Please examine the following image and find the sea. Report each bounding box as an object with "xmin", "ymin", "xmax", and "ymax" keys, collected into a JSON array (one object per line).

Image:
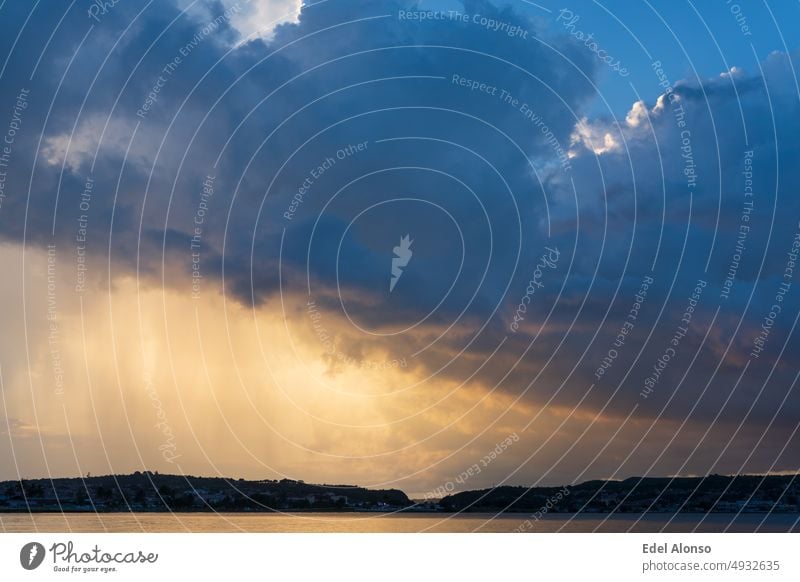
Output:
[{"xmin": 1, "ymin": 512, "xmax": 798, "ymax": 533}]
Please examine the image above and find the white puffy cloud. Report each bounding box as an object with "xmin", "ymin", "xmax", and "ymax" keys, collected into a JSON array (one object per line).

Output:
[
  {"xmin": 569, "ymin": 115, "xmax": 622, "ymax": 155},
  {"xmin": 41, "ymin": 115, "xmax": 149, "ymax": 172},
  {"xmin": 177, "ymin": 0, "xmax": 303, "ymax": 44},
  {"xmin": 228, "ymin": 0, "xmax": 303, "ymax": 42}
]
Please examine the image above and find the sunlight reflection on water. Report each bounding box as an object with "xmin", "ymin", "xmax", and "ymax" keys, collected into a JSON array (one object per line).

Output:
[{"xmin": 1, "ymin": 512, "xmax": 797, "ymax": 533}]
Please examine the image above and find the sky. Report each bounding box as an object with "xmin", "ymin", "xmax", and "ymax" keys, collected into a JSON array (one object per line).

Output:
[{"xmin": 0, "ymin": 0, "xmax": 799, "ymax": 497}]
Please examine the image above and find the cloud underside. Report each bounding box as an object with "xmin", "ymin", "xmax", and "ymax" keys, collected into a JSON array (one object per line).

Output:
[{"xmin": 0, "ymin": 0, "xmax": 799, "ymax": 486}]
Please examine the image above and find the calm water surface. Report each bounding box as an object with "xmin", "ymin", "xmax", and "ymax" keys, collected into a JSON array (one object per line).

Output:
[{"xmin": 2, "ymin": 512, "xmax": 798, "ymax": 533}]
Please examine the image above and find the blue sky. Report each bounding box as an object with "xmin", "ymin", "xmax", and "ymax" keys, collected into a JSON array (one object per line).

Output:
[{"xmin": 511, "ymin": 0, "xmax": 800, "ymax": 116}]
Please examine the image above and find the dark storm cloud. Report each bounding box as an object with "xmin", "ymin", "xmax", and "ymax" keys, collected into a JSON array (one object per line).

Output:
[
  {"xmin": 1, "ymin": 0, "xmax": 800, "ymax": 460},
  {"xmin": 0, "ymin": 0, "xmax": 597, "ymax": 302},
  {"xmin": 479, "ymin": 51, "xmax": 800, "ymax": 433}
]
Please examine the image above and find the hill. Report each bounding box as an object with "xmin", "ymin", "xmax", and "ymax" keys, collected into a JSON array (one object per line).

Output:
[
  {"xmin": 0, "ymin": 472, "xmax": 411, "ymax": 512},
  {"xmin": 439, "ymin": 474, "xmax": 800, "ymax": 513}
]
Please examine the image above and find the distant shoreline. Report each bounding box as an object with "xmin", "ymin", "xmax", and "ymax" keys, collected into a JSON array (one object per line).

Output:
[{"xmin": 3, "ymin": 472, "xmax": 799, "ymax": 515}]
